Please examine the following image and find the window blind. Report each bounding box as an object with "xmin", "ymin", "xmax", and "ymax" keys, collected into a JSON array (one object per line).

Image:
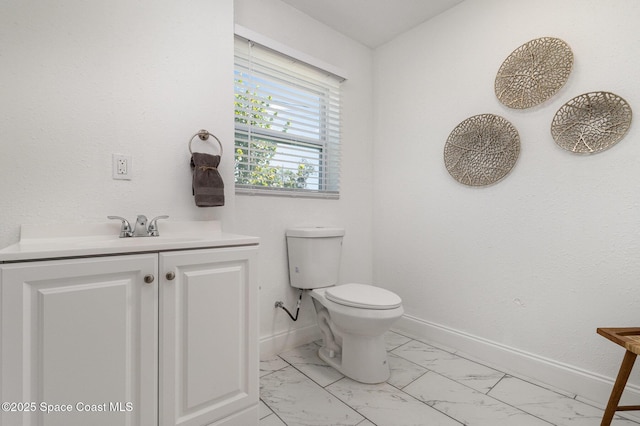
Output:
[{"xmin": 234, "ymin": 36, "xmax": 342, "ymax": 198}]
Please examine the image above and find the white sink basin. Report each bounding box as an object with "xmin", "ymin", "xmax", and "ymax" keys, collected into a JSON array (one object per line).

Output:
[
  {"xmin": 77, "ymin": 236, "xmax": 203, "ymax": 247},
  {"xmin": 0, "ymin": 221, "xmax": 259, "ymax": 262}
]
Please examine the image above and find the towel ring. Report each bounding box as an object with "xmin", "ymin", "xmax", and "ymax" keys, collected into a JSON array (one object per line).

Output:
[{"xmin": 189, "ymin": 129, "xmax": 223, "ymax": 156}]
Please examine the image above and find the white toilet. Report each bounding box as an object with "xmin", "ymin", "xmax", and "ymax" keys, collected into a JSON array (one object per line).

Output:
[{"xmin": 286, "ymin": 227, "xmax": 404, "ymax": 383}]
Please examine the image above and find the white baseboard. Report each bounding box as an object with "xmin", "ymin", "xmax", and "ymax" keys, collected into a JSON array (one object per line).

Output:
[
  {"xmin": 393, "ymin": 314, "xmax": 640, "ymax": 415},
  {"xmin": 259, "ymin": 324, "xmax": 321, "ymax": 360}
]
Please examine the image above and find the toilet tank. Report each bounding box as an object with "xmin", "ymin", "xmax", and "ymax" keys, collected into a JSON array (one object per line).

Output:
[{"xmin": 286, "ymin": 227, "xmax": 345, "ymax": 289}]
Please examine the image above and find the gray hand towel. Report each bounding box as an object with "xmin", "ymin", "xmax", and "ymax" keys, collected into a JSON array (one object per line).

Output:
[{"xmin": 190, "ymin": 152, "xmax": 224, "ymax": 207}]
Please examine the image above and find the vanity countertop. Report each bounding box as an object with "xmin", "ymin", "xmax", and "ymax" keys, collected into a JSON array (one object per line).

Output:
[{"xmin": 0, "ymin": 220, "xmax": 259, "ymax": 262}]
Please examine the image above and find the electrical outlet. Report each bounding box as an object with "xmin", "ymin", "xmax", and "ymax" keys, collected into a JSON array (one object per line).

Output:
[
  {"xmin": 112, "ymin": 154, "xmax": 132, "ymax": 180},
  {"xmin": 117, "ymin": 158, "xmax": 127, "ymax": 174}
]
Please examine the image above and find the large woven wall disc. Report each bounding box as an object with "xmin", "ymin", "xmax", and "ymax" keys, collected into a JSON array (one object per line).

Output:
[
  {"xmin": 495, "ymin": 37, "xmax": 573, "ymax": 109},
  {"xmin": 551, "ymin": 91, "xmax": 632, "ymax": 154},
  {"xmin": 444, "ymin": 114, "xmax": 520, "ymax": 186}
]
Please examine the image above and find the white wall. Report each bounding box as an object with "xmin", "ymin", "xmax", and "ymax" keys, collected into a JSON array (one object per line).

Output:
[
  {"xmin": 234, "ymin": 0, "xmax": 375, "ymax": 356},
  {"xmin": 0, "ymin": 0, "xmax": 374, "ymax": 359},
  {"xmin": 0, "ymin": 0, "xmax": 236, "ymax": 245},
  {"xmin": 373, "ymin": 0, "xmax": 640, "ymax": 403}
]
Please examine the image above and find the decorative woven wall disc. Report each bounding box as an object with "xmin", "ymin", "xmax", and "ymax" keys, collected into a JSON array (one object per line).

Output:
[
  {"xmin": 444, "ymin": 114, "xmax": 520, "ymax": 186},
  {"xmin": 551, "ymin": 91, "xmax": 632, "ymax": 154},
  {"xmin": 495, "ymin": 37, "xmax": 573, "ymax": 109}
]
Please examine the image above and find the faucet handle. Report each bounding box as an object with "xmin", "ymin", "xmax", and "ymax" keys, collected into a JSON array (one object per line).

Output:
[
  {"xmin": 108, "ymin": 216, "xmax": 132, "ymax": 238},
  {"xmin": 148, "ymin": 215, "xmax": 169, "ymax": 237}
]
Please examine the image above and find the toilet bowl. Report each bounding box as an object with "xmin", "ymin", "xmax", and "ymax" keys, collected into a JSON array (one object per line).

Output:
[
  {"xmin": 310, "ymin": 284, "xmax": 403, "ymax": 383},
  {"xmin": 285, "ymin": 226, "xmax": 403, "ymax": 383}
]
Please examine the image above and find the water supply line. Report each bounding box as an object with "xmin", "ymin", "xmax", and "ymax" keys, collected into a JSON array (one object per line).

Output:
[{"xmin": 275, "ymin": 289, "xmax": 304, "ymax": 321}]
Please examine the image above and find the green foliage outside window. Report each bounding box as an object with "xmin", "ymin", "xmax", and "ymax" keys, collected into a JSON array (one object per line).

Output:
[{"xmin": 234, "ymin": 81, "xmax": 316, "ymax": 189}]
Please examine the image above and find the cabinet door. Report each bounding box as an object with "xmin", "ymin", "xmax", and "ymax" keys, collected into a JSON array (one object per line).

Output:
[
  {"xmin": 159, "ymin": 246, "xmax": 258, "ymax": 426},
  {"xmin": 1, "ymin": 254, "xmax": 158, "ymax": 426}
]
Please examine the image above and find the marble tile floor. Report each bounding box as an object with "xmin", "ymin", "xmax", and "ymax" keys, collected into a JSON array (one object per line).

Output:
[{"xmin": 259, "ymin": 331, "xmax": 640, "ymax": 426}]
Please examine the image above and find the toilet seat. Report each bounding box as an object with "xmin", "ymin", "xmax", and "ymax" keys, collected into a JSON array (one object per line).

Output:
[{"xmin": 325, "ymin": 283, "xmax": 401, "ymax": 310}]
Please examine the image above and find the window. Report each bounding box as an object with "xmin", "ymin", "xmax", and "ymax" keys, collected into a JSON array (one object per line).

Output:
[{"xmin": 234, "ymin": 36, "xmax": 342, "ymax": 198}]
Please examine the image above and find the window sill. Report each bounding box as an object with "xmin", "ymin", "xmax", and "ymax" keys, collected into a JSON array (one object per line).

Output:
[{"xmin": 235, "ymin": 187, "xmax": 339, "ymax": 200}]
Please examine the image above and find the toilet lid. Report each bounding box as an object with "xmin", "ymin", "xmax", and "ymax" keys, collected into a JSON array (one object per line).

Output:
[{"xmin": 325, "ymin": 283, "xmax": 402, "ymax": 310}]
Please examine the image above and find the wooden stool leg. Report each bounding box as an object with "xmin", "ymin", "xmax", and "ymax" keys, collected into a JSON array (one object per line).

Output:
[{"xmin": 602, "ymin": 350, "xmax": 637, "ymax": 426}]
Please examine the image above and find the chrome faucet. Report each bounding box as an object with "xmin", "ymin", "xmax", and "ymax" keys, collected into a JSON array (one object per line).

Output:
[
  {"xmin": 108, "ymin": 215, "xmax": 169, "ymax": 237},
  {"xmin": 132, "ymin": 215, "xmax": 149, "ymax": 237}
]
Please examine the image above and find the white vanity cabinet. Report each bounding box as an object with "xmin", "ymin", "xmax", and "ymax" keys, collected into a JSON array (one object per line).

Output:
[
  {"xmin": 0, "ymin": 232, "xmax": 259, "ymax": 426},
  {"xmin": 1, "ymin": 253, "xmax": 159, "ymax": 426},
  {"xmin": 159, "ymin": 247, "xmax": 258, "ymax": 426}
]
